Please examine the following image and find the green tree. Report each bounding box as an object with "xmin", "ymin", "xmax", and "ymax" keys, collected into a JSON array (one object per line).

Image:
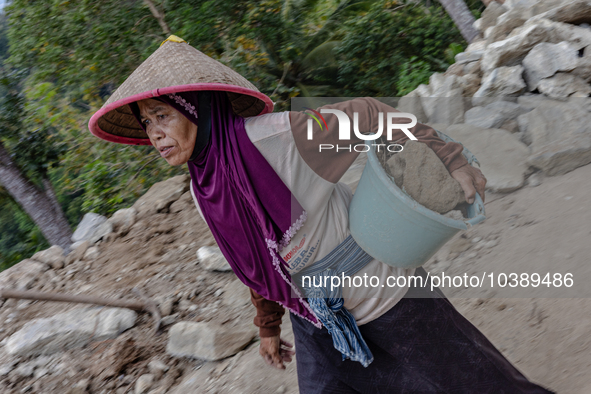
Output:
[{"xmin": 0, "ymin": 70, "xmax": 73, "ymax": 250}]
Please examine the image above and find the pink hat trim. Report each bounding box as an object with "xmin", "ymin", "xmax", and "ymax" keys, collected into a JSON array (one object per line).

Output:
[{"xmin": 88, "ymin": 83, "xmax": 274, "ymax": 145}]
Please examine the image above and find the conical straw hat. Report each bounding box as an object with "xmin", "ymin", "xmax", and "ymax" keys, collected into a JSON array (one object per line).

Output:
[{"xmin": 88, "ymin": 36, "xmax": 274, "ymax": 145}]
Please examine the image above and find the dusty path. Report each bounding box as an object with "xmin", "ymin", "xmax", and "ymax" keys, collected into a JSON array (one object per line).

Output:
[
  {"xmin": 424, "ymin": 162, "xmax": 591, "ymax": 393},
  {"xmin": 0, "ymin": 162, "xmax": 589, "ymax": 393}
]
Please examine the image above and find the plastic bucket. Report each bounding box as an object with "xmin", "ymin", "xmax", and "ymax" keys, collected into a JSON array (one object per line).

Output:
[{"xmin": 348, "ymin": 130, "xmax": 486, "ymax": 269}]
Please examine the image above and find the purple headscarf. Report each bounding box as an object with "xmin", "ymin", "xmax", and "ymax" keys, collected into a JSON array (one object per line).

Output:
[{"xmin": 131, "ymin": 91, "xmax": 320, "ymax": 327}]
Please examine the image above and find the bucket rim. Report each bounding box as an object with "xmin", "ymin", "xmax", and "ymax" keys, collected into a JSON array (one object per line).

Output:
[{"xmin": 366, "ymin": 144, "xmax": 472, "ymax": 230}]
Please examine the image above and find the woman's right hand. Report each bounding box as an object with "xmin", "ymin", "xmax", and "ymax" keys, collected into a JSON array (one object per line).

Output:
[{"xmin": 259, "ymin": 336, "xmax": 295, "ymax": 369}]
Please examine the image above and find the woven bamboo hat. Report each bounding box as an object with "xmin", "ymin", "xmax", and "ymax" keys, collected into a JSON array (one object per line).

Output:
[{"xmin": 88, "ymin": 35, "xmax": 274, "ymax": 145}]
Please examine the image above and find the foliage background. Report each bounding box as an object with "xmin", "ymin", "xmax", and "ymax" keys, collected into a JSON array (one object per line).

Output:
[{"xmin": 0, "ymin": 0, "xmax": 483, "ymax": 269}]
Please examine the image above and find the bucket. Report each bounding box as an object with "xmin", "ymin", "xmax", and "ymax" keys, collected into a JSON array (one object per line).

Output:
[{"xmin": 348, "ymin": 130, "xmax": 486, "ymax": 269}]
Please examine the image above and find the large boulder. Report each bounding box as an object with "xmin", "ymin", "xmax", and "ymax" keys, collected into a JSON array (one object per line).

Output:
[
  {"xmin": 473, "ymin": 65, "xmax": 526, "ymax": 105},
  {"xmin": 132, "ymin": 174, "xmax": 190, "ymax": 217},
  {"xmin": 528, "ymin": 0, "xmax": 591, "ymax": 25},
  {"xmin": 517, "ymin": 94, "xmax": 553, "ymax": 111},
  {"xmin": 503, "ymin": 0, "xmax": 564, "ymax": 18},
  {"xmin": 31, "ymin": 245, "xmax": 66, "ymax": 270},
  {"xmin": 429, "ymin": 123, "xmax": 531, "ymax": 192},
  {"xmin": 522, "ymin": 98, "xmax": 591, "ymax": 175},
  {"xmin": 479, "ymin": 1, "xmax": 508, "ymax": 33},
  {"xmin": 107, "ymin": 207, "xmax": 137, "ymax": 234},
  {"xmin": 5, "ymin": 306, "xmax": 137, "ymax": 356},
  {"xmin": 0, "ymin": 259, "xmax": 49, "ymax": 290},
  {"xmin": 465, "ymin": 100, "xmax": 530, "ymax": 129},
  {"xmin": 88, "ymin": 220, "xmax": 114, "ymax": 244},
  {"xmin": 455, "ymin": 50, "xmax": 484, "ymax": 64},
  {"xmin": 166, "ymin": 321, "xmax": 256, "ymax": 361},
  {"xmin": 414, "ymin": 74, "xmax": 467, "ymax": 125},
  {"xmin": 522, "ymin": 41, "xmax": 579, "ymax": 90},
  {"xmin": 481, "ymin": 19, "xmax": 591, "ymax": 75},
  {"xmin": 170, "ymin": 316, "xmax": 298, "ymax": 394},
  {"xmin": 396, "ymin": 91, "xmax": 428, "ymax": 124},
  {"xmin": 71, "ymin": 213, "xmax": 107, "ymax": 243},
  {"xmin": 485, "ymin": 8, "xmax": 527, "ymax": 44},
  {"xmin": 65, "ymin": 241, "xmax": 89, "ymax": 266},
  {"xmin": 536, "ymin": 72, "xmax": 591, "ymax": 99}
]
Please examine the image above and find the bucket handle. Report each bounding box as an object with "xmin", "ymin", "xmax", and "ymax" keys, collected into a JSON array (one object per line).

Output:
[{"xmin": 464, "ymin": 192, "xmax": 486, "ymax": 227}]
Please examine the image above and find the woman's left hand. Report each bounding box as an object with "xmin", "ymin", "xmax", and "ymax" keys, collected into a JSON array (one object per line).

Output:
[
  {"xmin": 259, "ymin": 336, "xmax": 295, "ymax": 370},
  {"xmin": 450, "ymin": 164, "xmax": 487, "ymax": 204}
]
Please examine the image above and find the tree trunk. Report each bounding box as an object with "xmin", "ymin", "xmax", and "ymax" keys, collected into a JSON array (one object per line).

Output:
[
  {"xmin": 0, "ymin": 142, "xmax": 72, "ymax": 251},
  {"xmin": 438, "ymin": 0, "xmax": 480, "ymax": 44}
]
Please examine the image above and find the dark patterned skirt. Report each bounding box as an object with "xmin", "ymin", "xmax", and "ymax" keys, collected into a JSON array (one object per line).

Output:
[{"xmin": 290, "ymin": 267, "xmax": 554, "ymax": 394}]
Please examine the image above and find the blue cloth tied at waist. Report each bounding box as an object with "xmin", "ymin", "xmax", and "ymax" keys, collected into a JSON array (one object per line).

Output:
[{"xmin": 295, "ymin": 235, "xmax": 375, "ymax": 367}]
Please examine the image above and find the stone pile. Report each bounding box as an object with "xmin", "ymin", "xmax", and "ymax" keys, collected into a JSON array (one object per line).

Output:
[
  {"xmin": 0, "ymin": 175, "xmax": 284, "ymax": 393},
  {"xmin": 399, "ymin": 0, "xmax": 591, "ymax": 191}
]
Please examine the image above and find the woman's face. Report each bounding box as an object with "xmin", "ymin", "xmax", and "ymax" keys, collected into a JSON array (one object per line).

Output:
[{"xmin": 137, "ymin": 98, "xmax": 198, "ymax": 166}]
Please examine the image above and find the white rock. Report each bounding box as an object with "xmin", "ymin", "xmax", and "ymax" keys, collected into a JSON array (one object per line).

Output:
[
  {"xmin": 479, "ymin": 1, "xmax": 508, "ymax": 33},
  {"xmin": 13, "ymin": 363, "xmax": 35, "ymax": 377},
  {"xmin": 455, "ymin": 50, "xmax": 484, "ymax": 64},
  {"xmin": 537, "ymin": 73, "xmax": 591, "ymax": 99},
  {"xmin": 148, "ymin": 359, "xmax": 169, "ymax": 380},
  {"xmin": 523, "ymin": 98, "xmax": 591, "ymax": 175},
  {"xmin": 108, "ymin": 208, "xmax": 137, "ymax": 234},
  {"xmin": 69, "ymin": 379, "xmax": 90, "ymax": 394},
  {"xmin": 5, "ymin": 306, "xmax": 137, "ymax": 356},
  {"xmin": 396, "ymin": 91, "xmax": 428, "ymax": 123},
  {"xmin": 69, "ymin": 240, "xmax": 87, "ymax": 251},
  {"xmin": 89, "ymin": 220, "xmax": 114, "ymax": 244},
  {"xmin": 480, "ymin": 18, "xmax": 591, "ymax": 76},
  {"xmin": 32, "ymin": 245, "xmax": 65, "ymax": 270},
  {"xmin": 65, "ymin": 241, "xmax": 89, "ymax": 266},
  {"xmin": 71, "ymin": 213, "xmax": 107, "ymax": 243},
  {"xmin": 166, "ymin": 321, "xmax": 256, "ymax": 361},
  {"xmin": 132, "ymin": 175, "xmax": 190, "ymax": 217},
  {"xmin": 473, "ymin": 18, "xmax": 482, "ymax": 32},
  {"xmin": 485, "ymin": 8, "xmax": 527, "ymax": 45},
  {"xmin": 473, "ymin": 65, "xmax": 526, "ymax": 105},
  {"xmin": 529, "ymin": 0, "xmax": 591, "ymax": 25},
  {"xmin": 157, "ymin": 297, "xmax": 175, "ymax": 317},
  {"xmin": 522, "ymin": 41, "xmax": 579, "ymax": 90},
  {"xmin": 527, "ymin": 172, "xmax": 543, "ymax": 187},
  {"xmin": 517, "ymin": 94, "xmax": 553, "ymax": 111},
  {"xmin": 504, "ymin": 0, "xmax": 562, "ymax": 14},
  {"xmin": 438, "ymin": 124, "xmax": 531, "ymax": 192},
  {"xmin": 0, "ymin": 361, "xmax": 16, "ymax": 377},
  {"xmin": 463, "ymin": 61, "xmax": 482, "ymax": 76},
  {"xmin": 421, "ymin": 91, "xmax": 466, "ymax": 125},
  {"xmin": 572, "ymin": 45, "xmax": 591, "ymax": 82},
  {"xmin": 464, "ymin": 100, "xmax": 529, "ymax": 129},
  {"xmin": 83, "ymin": 246, "xmax": 100, "ymax": 261},
  {"xmin": 458, "ymin": 73, "xmax": 482, "ymax": 97},
  {"xmin": 415, "ymin": 83, "xmax": 432, "ymax": 98},
  {"xmin": 136, "ymin": 374, "xmax": 155, "ymax": 394},
  {"xmin": 197, "ymin": 246, "xmax": 232, "ymax": 272},
  {"xmin": 0, "ymin": 259, "xmax": 49, "ymax": 290},
  {"xmin": 466, "ymin": 40, "xmax": 487, "ymax": 53},
  {"xmin": 524, "ymin": 18, "xmax": 591, "ymax": 52},
  {"xmin": 481, "ymin": 23, "xmax": 549, "ymax": 74}
]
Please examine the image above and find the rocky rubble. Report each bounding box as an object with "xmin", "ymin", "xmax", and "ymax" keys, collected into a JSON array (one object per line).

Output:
[
  {"xmin": 0, "ymin": 174, "xmax": 287, "ymax": 393},
  {"xmin": 405, "ymin": 0, "xmax": 591, "ymax": 190},
  {"xmin": 2, "ymin": 1, "xmax": 591, "ymax": 393}
]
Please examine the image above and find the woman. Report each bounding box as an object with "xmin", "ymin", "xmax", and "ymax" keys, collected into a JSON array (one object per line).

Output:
[{"xmin": 89, "ymin": 36, "xmax": 553, "ymax": 393}]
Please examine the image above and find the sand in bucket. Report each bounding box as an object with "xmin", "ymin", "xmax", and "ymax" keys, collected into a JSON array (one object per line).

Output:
[{"xmin": 378, "ymin": 140, "xmax": 466, "ymax": 219}]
